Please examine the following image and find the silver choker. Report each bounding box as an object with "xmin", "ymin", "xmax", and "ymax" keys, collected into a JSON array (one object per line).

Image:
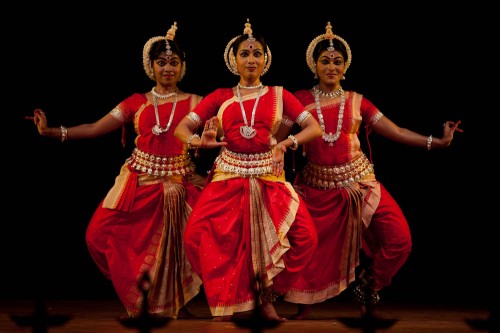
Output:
[
  {"xmin": 313, "ymin": 85, "xmax": 342, "ymax": 99},
  {"xmin": 314, "ymin": 87, "xmax": 345, "ymax": 146},
  {"xmin": 151, "ymin": 87, "xmax": 177, "ymax": 99},
  {"xmin": 237, "ymin": 83, "xmax": 263, "ymax": 90}
]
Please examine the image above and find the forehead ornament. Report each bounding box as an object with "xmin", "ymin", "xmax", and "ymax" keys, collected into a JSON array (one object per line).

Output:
[
  {"xmin": 244, "ymin": 19, "xmax": 255, "ymax": 49},
  {"xmin": 164, "ymin": 22, "xmax": 178, "ymax": 60},
  {"xmin": 325, "ymin": 22, "xmax": 335, "ymax": 59}
]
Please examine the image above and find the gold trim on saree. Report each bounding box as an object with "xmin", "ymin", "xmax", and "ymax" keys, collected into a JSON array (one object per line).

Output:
[{"xmin": 303, "ymin": 154, "xmax": 375, "ymax": 189}]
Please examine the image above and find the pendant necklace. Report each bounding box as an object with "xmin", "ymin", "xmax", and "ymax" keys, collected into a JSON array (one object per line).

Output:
[
  {"xmin": 151, "ymin": 87, "xmax": 178, "ymax": 135},
  {"xmin": 237, "ymin": 84, "xmax": 263, "ymax": 139},
  {"xmin": 314, "ymin": 87, "xmax": 345, "ymax": 146}
]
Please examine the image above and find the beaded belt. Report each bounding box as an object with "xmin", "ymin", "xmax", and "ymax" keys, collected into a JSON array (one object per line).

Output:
[
  {"xmin": 127, "ymin": 148, "xmax": 195, "ymax": 177},
  {"xmin": 214, "ymin": 149, "xmax": 274, "ymax": 177},
  {"xmin": 302, "ymin": 154, "xmax": 375, "ymax": 189}
]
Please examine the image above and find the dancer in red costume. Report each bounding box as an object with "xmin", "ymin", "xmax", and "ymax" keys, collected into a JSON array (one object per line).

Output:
[
  {"xmin": 175, "ymin": 19, "xmax": 322, "ymax": 322},
  {"xmin": 26, "ymin": 22, "xmax": 204, "ymax": 319},
  {"xmin": 284, "ymin": 21, "xmax": 463, "ymax": 319}
]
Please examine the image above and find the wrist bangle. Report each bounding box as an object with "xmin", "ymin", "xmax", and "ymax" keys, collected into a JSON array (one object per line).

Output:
[
  {"xmin": 426, "ymin": 135, "xmax": 432, "ymax": 151},
  {"xmin": 288, "ymin": 135, "xmax": 299, "ymax": 151},
  {"xmin": 187, "ymin": 134, "xmax": 200, "ymax": 150},
  {"xmin": 60, "ymin": 125, "xmax": 68, "ymax": 142}
]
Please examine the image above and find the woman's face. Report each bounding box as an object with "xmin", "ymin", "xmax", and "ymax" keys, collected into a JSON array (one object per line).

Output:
[
  {"xmin": 153, "ymin": 51, "xmax": 182, "ymax": 85},
  {"xmin": 235, "ymin": 40, "xmax": 265, "ymax": 80},
  {"xmin": 316, "ymin": 50, "xmax": 345, "ymax": 85}
]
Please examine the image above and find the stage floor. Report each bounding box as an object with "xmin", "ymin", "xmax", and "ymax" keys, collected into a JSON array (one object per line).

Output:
[{"xmin": 1, "ymin": 295, "xmax": 492, "ymax": 333}]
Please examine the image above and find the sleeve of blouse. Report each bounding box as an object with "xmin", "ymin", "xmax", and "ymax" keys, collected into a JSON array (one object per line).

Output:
[
  {"xmin": 110, "ymin": 93, "xmax": 147, "ymax": 123},
  {"xmin": 280, "ymin": 89, "xmax": 309, "ymax": 127},
  {"xmin": 189, "ymin": 89, "xmax": 227, "ymax": 123},
  {"xmin": 360, "ymin": 95, "xmax": 383, "ymax": 126},
  {"xmin": 282, "ymin": 88, "xmax": 309, "ymax": 123}
]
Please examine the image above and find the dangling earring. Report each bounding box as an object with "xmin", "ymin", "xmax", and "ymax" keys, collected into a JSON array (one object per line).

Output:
[
  {"xmin": 261, "ymin": 53, "xmax": 268, "ymax": 77},
  {"xmin": 229, "ymin": 52, "xmax": 238, "ymax": 74}
]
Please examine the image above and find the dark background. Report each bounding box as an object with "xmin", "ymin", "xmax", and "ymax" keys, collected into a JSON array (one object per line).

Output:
[{"xmin": 5, "ymin": 3, "xmax": 485, "ymax": 306}]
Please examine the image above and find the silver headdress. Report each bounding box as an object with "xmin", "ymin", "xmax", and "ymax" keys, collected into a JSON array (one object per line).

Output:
[
  {"xmin": 306, "ymin": 21, "xmax": 352, "ymax": 79},
  {"xmin": 224, "ymin": 18, "xmax": 272, "ymax": 76},
  {"xmin": 142, "ymin": 21, "xmax": 186, "ymax": 81}
]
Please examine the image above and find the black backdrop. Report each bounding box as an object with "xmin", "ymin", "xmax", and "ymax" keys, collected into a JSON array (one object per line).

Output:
[{"xmin": 5, "ymin": 3, "xmax": 484, "ymax": 306}]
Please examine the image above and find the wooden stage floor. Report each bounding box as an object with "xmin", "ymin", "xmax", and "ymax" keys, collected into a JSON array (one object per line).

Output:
[{"xmin": 0, "ymin": 295, "xmax": 493, "ymax": 333}]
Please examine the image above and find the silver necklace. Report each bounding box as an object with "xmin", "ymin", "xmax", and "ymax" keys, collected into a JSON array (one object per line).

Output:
[
  {"xmin": 313, "ymin": 85, "xmax": 342, "ymax": 98},
  {"xmin": 237, "ymin": 83, "xmax": 263, "ymax": 90},
  {"xmin": 314, "ymin": 87, "xmax": 345, "ymax": 146},
  {"xmin": 152, "ymin": 93, "xmax": 178, "ymax": 135},
  {"xmin": 151, "ymin": 87, "xmax": 177, "ymax": 99},
  {"xmin": 237, "ymin": 84, "xmax": 263, "ymax": 139}
]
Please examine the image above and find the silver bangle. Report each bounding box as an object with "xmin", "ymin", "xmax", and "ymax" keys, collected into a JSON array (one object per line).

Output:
[
  {"xmin": 187, "ymin": 112, "xmax": 202, "ymax": 126},
  {"xmin": 288, "ymin": 135, "xmax": 299, "ymax": 151},
  {"xmin": 426, "ymin": 135, "xmax": 432, "ymax": 151},
  {"xmin": 60, "ymin": 125, "xmax": 68, "ymax": 142},
  {"xmin": 296, "ymin": 111, "xmax": 311, "ymax": 126},
  {"xmin": 187, "ymin": 134, "xmax": 200, "ymax": 150}
]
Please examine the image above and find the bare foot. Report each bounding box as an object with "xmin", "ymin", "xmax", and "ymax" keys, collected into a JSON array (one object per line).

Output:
[
  {"xmin": 177, "ymin": 306, "xmax": 195, "ymax": 319},
  {"xmin": 260, "ymin": 303, "xmax": 287, "ymax": 322},
  {"xmin": 289, "ymin": 304, "xmax": 310, "ymax": 320},
  {"xmin": 212, "ymin": 315, "xmax": 232, "ymax": 321}
]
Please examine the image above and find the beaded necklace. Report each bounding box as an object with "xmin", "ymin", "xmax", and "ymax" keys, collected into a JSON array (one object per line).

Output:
[
  {"xmin": 314, "ymin": 87, "xmax": 345, "ymax": 146},
  {"xmin": 238, "ymin": 83, "xmax": 263, "ymax": 90},
  {"xmin": 151, "ymin": 87, "xmax": 177, "ymax": 99}
]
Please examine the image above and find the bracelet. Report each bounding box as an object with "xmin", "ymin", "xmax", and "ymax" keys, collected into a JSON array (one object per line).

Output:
[
  {"xmin": 187, "ymin": 134, "xmax": 200, "ymax": 150},
  {"xmin": 60, "ymin": 125, "xmax": 68, "ymax": 142},
  {"xmin": 426, "ymin": 135, "xmax": 432, "ymax": 151},
  {"xmin": 288, "ymin": 135, "xmax": 299, "ymax": 151}
]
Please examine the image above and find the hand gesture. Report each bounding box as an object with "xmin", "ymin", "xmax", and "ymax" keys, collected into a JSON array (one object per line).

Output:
[
  {"xmin": 441, "ymin": 120, "xmax": 463, "ymax": 147},
  {"xmin": 25, "ymin": 109, "xmax": 49, "ymax": 136},
  {"xmin": 200, "ymin": 116, "xmax": 227, "ymax": 149}
]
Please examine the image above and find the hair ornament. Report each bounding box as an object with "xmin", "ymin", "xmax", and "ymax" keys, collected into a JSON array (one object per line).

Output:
[
  {"xmin": 224, "ymin": 18, "xmax": 272, "ymax": 76},
  {"xmin": 306, "ymin": 21, "xmax": 352, "ymax": 78},
  {"xmin": 164, "ymin": 21, "xmax": 178, "ymax": 60},
  {"xmin": 244, "ymin": 19, "xmax": 256, "ymax": 47},
  {"xmin": 325, "ymin": 22, "xmax": 335, "ymax": 56},
  {"xmin": 143, "ymin": 21, "xmax": 186, "ymax": 82}
]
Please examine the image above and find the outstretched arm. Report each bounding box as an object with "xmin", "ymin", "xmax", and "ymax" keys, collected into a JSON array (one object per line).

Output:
[
  {"xmin": 372, "ymin": 115, "xmax": 463, "ymax": 150},
  {"xmin": 25, "ymin": 108, "xmax": 123, "ymax": 141}
]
